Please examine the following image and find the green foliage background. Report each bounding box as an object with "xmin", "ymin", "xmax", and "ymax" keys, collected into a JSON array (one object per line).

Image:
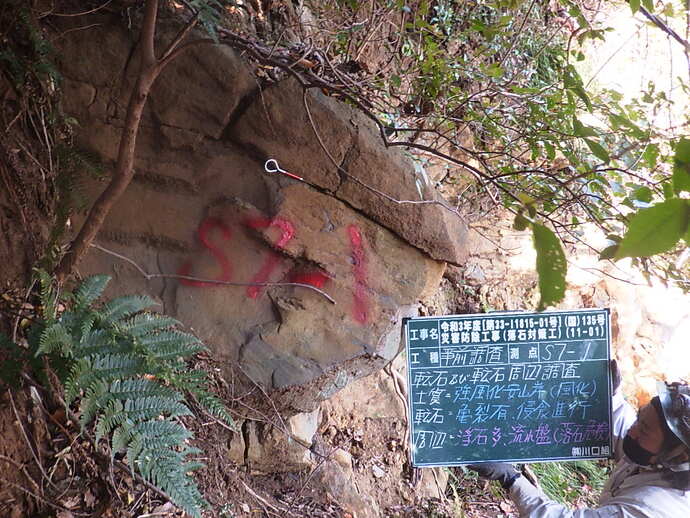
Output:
[{"xmin": 292, "ymin": 0, "xmax": 689, "ymax": 306}]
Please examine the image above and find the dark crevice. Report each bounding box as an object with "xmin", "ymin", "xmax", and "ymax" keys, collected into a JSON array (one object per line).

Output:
[
  {"xmin": 336, "ymin": 143, "xmax": 359, "ymax": 190},
  {"xmin": 132, "ymin": 170, "xmax": 199, "ymax": 196},
  {"xmin": 100, "ymin": 230, "xmax": 190, "ymax": 253},
  {"xmin": 241, "ymin": 419, "xmax": 251, "ymax": 466},
  {"xmin": 218, "ymin": 83, "xmax": 266, "ymax": 141}
]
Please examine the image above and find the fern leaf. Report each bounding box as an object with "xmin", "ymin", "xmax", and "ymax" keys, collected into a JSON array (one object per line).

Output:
[
  {"xmin": 74, "ymin": 275, "xmax": 110, "ymax": 309},
  {"xmin": 109, "ymin": 378, "xmax": 180, "ymax": 400},
  {"xmin": 100, "ymin": 295, "xmax": 157, "ymax": 322},
  {"xmin": 79, "ymin": 378, "xmax": 110, "ymax": 427},
  {"xmin": 31, "ymin": 275, "xmax": 215, "ymax": 518},
  {"xmin": 71, "ymin": 354, "xmax": 147, "ymax": 399},
  {"xmin": 78, "ymin": 313, "xmax": 97, "ymax": 343},
  {"xmin": 151, "ymin": 342, "xmax": 204, "ymax": 361},
  {"xmin": 133, "ymin": 420, "xmax": 192, "ymax": 442},
  {"xmin": 74, "ymin": 329, "xmax": 133, "ymax": 358},
  {"xmin": 139, "ymin": 331, "xmax": 203, "ymax": 359},
  {"xmin": 91, "ymin": 353, "xmax": 147, "ymax": 378},
  {"xmin": 127, "ymin": 433, "xmax": 145, "ymax": 464},
  {"xmin": 81, "ymin": 378, "xmax": 181, "ymax": 426},
  {"xmin": 167, "ymin": 370, "xmax": 235, "ymax": 428},
  {"xmin": 122, "ymin": 313, "xmax": 181, "ymax": 337},
  {"xmin": 122, "ymin": 396, "xmax": 192, "ymax": 421},
  {"xmin": 169, "ymin": 369, "xmax": 206, "ymax": 390},
  {"xmin": 126, "ymin": 420, "xmax": 192, "ymax": 467},
  {"xmin": 73, "ymin": 329, "xmax": 125, "ymax": 359},
  {"xmin": 193, "ymin": 389, "xmax": 236, "ymax": 429},
  {"xmin": 36, "ymin": 322, "xmax": 72, "ymax": 356},
  {"xmin": 65, "ymin": 358, "xmax": 90, "ymax": 405},
  {"xmin": 36, "ymin": 268, "xmax": 58, "ymax": 321},
  {"xmin": 95, "ymin": 400, "xmax": 125, "ymax": 443},
  {"xmin": 137, "ymin": 448, "xmax": 206, "ymax": 518},
  {"xmin": 111, "ymin": 419, "xmax": 135, "ymax": 455}
]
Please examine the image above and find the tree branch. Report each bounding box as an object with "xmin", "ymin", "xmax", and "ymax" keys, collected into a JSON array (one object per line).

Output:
[
  {"xmin": 54, "ymin": 0, "xmax": 207, "ymax": 282},
  {"xmin": 638, "ymin": 6, "xmax": 690, "ymax": 52}
]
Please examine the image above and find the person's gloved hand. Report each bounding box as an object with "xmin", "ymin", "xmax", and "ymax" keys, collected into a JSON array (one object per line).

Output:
[
  {"xmin": 467, "ymin": 463, "xmax": 521, "ymax": 489},
  {"xmin": 610, "ymin": 359, "xmax": 621, "ymax": 394}
]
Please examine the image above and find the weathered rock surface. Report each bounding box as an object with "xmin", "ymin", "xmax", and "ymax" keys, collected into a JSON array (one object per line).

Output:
[
  {"xmin": 53, "ymin": 13, "xmax": 463, "ymax": 492},
  {"xmin": 230, "ymin": 76, "xmax": 469, "ymax": 265}
]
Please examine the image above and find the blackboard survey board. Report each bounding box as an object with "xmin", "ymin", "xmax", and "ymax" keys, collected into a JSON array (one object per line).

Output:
[{"xmin": 404, "ymin": 309, "xmax": 612, "ymax": 467}]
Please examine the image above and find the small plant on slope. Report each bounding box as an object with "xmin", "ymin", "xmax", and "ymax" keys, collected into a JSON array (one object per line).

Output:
[{"xmin": 32, "ymin": 270, "xmax": 235, "ymax": 517}]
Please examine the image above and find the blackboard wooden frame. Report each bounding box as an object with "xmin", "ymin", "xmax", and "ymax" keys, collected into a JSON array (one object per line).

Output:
[{"xmin": 404, "ymin": 309, "xmax": 612, "ymax": 467}]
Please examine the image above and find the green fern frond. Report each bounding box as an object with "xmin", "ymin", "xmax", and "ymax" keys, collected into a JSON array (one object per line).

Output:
[
  {"xmin": 151, "ymin": 342, "xmax": 204, "ymax": 361},
  {"xmin": 126, "ymin": 434, "xmax": 146, "ymax": 469},
  {"xmin": 100, "ymin": 295, "xmax": 157, "ymax": 322},
  {"xmin": 70, "ymin": 354, "xmax": 147, "ymax": 400},
  {"xmin": 74, "ymin": 275, "xmax": 110, "ymax": 309},
  {"xmin": 29, "ymin": 273, "xmax": 224, "ymax": 516},
  {"xmin": 73, "ymin": 329, "xmax": 125, "ymax": 358},
  {"xmin": 139, "ymin": 331, "xmax": 203, "ymax": 359},
  {"xmin": 81, "ymin": 378, "xmax": 182, "ymax": 426},
  {"xmin": 78, "ymin": 313, "xmax": 97, "ymax": 343},
  {"xmin": 95, "ymin": 400, "xmax": 126, "ymax": 443},
  {"xmin": 91, "ymin": 353, "xmax": 147, "ymax": 376},
  {"xmin": 122, "ymin": 396, "xmax": 192, "ymax": 421},
  {"xmin": 133, "ymin": 420, "xmax": 192, "ymax": 442},
  {"xmin": 64, "ymin": 358, "xmax": 89, "ymax": 405},
  {"xmin": 194, "ymin": 389, "xmax": 236, "ymax": 429},
  {"xmin": 36, "ymin": 322, "xmax": 72, "ymax": 356},
  {"xmin": 79, "ymin": 378, "xmax": 110, "ymax": 427},
  {"xmin": 109, "ymin": 378, "xmax": 180, "ymax": 401},
  {"xmin": 137, "ymin": 448, "xmax": 206, "ymax": 518},
  {"xmin": 112, "ymin": 419, "xmax": 135, "ymax": 454},
  {"xmin": 125, "ymin": 420, "xmax": 193, "ymax": 465},
  {"xmin": 169, "ymin": 369, "xmax": 207, "ymax": 388},
  {"xmin": 36, "ymin": 268, "xmax": 58, "ymax": 321},
  {"xmin": 122, "ymin": 313, "xmax": 181, "ymax": 337}
]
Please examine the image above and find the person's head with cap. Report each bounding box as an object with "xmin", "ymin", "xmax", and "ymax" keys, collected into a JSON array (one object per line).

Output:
[{"xmin": 624, "ymin": 381, "xmax": 690, "ymax": 489}]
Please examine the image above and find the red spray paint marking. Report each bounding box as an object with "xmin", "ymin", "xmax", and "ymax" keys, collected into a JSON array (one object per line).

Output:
[
  {"xmin": 178, "ymin": 217, "xmax": 233, "ymax": 287},
  {"xmin": 288, "ymin": 271, "xmax": 330, "ymax": 289},
  {"xmin": 244, "ymin": 217, "xmax": 296, "ymax": 298},
  {"xmin": 347, "ymin": 224, "xmax": 369, "ymax": 324}
]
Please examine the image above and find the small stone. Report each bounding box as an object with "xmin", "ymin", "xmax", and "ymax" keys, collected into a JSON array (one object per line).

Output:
[
  {"xmin": 372, "ymin": 464, "xmax": 385, "ymax": 478},
  {"xmin": 333, "ymin": 448, "xmax": 352, "ymax": 469}
]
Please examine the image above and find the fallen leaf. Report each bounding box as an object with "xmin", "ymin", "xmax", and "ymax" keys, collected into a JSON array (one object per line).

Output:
[
  {"xmin": 84, "ymin": 488, "xmax": 97, "ymax": 508},
  {"xmin": 150, "ymin": 502, "xmax": 175, "ymax": 514},
  {"xmin": 62, "ymin": 495, "xmax": 80, "ymax": 509}
]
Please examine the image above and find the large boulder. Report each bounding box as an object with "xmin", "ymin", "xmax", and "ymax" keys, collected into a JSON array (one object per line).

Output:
[{"xmin": 54, "ymin": 14, "xmax": 463, "ymax": 417}]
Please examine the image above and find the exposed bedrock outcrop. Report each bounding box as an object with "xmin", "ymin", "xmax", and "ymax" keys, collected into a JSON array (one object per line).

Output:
[{"xmin": 55, "ymin": 14, "xmax": 466, "ymax": 423}]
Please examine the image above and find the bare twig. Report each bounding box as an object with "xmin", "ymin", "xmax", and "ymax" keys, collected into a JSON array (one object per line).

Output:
[
  {"xmin": 281, "ymin": 446, "xmax": 335, "ymax": 517},
  {"xmin": 0, "ymin": 477, "xmax": 90, "ymax": 516},
  {"xmin": 301, "ymin": 90, "xmax": 479, "ymax": 216},
  {"xmin": 8, "ymin": 390, "xmax": 61, "ymax": 493},
  {"xmin": 0, "ymin": 454, "xmax": 40, "ymax": 492},
  {"xmin": 41, "ymin": 0, "xmax": 114, "ymax": 18},
  {"xmin": 89, "ymin": 243, "xmax": 337, "ymax": 304},
  {"xmin": 240, "ymin": 479, "xmax": 293, "ymax": 516},
  {"xmin": 638, "ymin": 6, "xmax": 690, "ymax": 52},
  {"xmin": 54, "ymin": 0, "xmax": 202, "ymax": 282}
]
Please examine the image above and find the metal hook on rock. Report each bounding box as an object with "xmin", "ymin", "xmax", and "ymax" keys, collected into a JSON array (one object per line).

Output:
[{"xmin": 264, "ymin": 159, "xmax": 304, "ymax": 181}]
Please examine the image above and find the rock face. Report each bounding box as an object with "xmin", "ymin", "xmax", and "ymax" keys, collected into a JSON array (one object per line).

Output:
[{"xmin": 53, "ymin": 12, "xmax": 465, "ymax": 470}]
